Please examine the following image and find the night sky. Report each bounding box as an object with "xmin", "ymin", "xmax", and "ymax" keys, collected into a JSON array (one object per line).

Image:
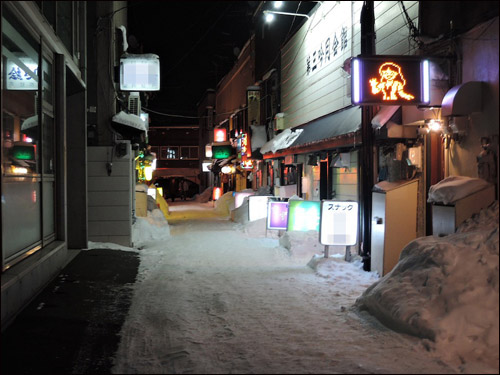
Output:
[{"xmin": 127, "ymin": 1, "xmax": 260, "ymax": 121}]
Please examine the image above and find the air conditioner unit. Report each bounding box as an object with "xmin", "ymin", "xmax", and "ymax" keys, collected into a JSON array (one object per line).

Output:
[
  {"xmin": 128, "ymin": 92, "xmax": 141, "ymax": 116},
  {"xmin": 274, "ymin": 112, "xmax": 285, "ymax": 131}
]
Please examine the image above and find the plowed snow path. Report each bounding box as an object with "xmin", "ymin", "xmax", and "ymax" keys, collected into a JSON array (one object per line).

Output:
[{"xmin": 113, "ymin": 218, "xmax": 456, "ymax": 374}]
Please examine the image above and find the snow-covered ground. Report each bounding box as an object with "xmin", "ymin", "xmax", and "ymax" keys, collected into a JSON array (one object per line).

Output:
[{"xmin": 89, "ymin": 199, "xmax": 498, "ymax": 374}]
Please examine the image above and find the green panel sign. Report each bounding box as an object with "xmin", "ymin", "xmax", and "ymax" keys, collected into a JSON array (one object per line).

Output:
[
  {"xmin": 212, "ymin": 144, "xmax": 233, "ymax": 159},
  {"xmin": 12, "ymin": 145, "xmax": 35, "ymax": 160},
  {"xmin": 287, "ymin": 200, "xmax": 321, "ymax": 232}
]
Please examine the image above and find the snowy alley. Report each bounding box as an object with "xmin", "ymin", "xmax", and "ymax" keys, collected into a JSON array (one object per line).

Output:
[{"xmin": 94, "ymin": 199, "xmax": 498, "ymax": 374}]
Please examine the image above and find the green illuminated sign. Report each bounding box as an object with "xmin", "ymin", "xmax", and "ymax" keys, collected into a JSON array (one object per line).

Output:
[
  {"xmin": 13, "ymin": 145, "xmax": 35, "ymax": 160},
  {"xmin": 287, "ymin": 200, "xmax": 321, "ymax": 232},
  {"xmin": 212, "ymin": 144, "xmax": 233, "ymax": 159}
]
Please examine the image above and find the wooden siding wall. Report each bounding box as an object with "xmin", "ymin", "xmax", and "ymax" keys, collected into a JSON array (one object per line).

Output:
[
  {"xmin": 281, "ymin": 1, "xmax": 419, "ymax": 130},
  {"xmin": 215, "ymin": 37, "xmax": 255, "ymax": 126}
]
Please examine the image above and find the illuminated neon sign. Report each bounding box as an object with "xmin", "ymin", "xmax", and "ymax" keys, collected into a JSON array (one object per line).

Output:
[
  {"xmin": 212, "ymin": 143, "xmax": 233, "ymax": 159},
  {"xmin": 352, "ymin": 56, "xmax": 430, "ymax": 105},
  {"xmin": 320, "ymin": 201, "xmax": 359, "ymax": 246},
  {"xmin": 267, "ymin": 201, "xmax": 289, "ymax": 230},
  {"xmin": 248, "ymin": 195, "xmax": 271, "ymax": 222},
  {"xmin": 240, "ymin": 133, "xmax": 251, "ymax": 159},
  {"xmin": 287, "ymin": 200, "xmax": 321, "ymax": 232},
  {"xmin": 214, "ymin": 128, "xmax": 227, "ymax": 142},
  {"xmin": 241, "ymin": 160, "xmax": 253, "ymax": 170}
]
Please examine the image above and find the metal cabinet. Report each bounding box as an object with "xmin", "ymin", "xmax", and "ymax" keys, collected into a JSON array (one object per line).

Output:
[
  {"xmin": 432, "ymin": 184, "xmax": 495, "ymax": 237},
  {"xmin": 371, "ymin": 179, "xmax": 419, "ymax": 277}
]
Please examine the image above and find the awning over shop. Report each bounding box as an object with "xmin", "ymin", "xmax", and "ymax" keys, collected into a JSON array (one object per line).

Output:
[{"xmin": 262, "ymin": 106, "xmax": 362, "ymax": 159}]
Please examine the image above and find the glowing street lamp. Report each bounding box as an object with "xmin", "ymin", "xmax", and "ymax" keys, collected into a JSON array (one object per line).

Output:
[{"xmin": 263, "ymin": 9, "xmax": 310, "ymax": 23}]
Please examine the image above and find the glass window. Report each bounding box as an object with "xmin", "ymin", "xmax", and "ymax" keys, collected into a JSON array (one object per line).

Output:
[
  {"xmin": 160, "ymin": 146, "xmax": 178, "ymax": 160},
  {"xmin": 282, "ymin": 165, "xmax": 297, "ymax": 186},
  {"xmin": 2, "ymin": 7, "xmax": 43, "ymax": 265},
  {"xmin": 42, "ymin": 57, "xmax": 53, "ymax": 105},
  {"xmin": 42, "ymin": 114, "xmax": 55, "ymax": 174},
  {"xmin": 2, "ymin": 9, "xmax": 40, "ymax": 177},
  {"xmin": 180, "ymin": 146, "xmax": 199, "ymax": 160}
]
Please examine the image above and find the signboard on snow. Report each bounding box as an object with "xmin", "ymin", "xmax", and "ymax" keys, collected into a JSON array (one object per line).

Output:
[
  {"xmin": 320, "ymin": 200, "xmax": 358, "ymax": 246},
  {"xmin": 248, "ymin": 195, "xmax": 272, "ymax": 222},
  {"xmin": 287, "ymin": 200, "xmax": 321, "ymax": 232},
  {"xmin": 267, "ymin": 201, "xmax": 289, "ymax": 230}
]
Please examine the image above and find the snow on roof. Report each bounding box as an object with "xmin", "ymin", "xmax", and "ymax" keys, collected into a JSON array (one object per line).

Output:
[
  {"xmin": 427, "ymin": 175, "xmax": 492, "ymax": 205},
  {"xmin": 260, "ymin": 128, "xmax": 303, "ymax": 154},
  {"xmin": 112, "ymin": 111, "xmax": 147, "ymax": 132}
]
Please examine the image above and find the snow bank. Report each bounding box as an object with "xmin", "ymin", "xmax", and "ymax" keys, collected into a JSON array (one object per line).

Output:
[
  {"xmin": 355, "ymin": 201, "xmax": 499, "ymax": 372},
  {"xmin": 279, "ymin": 230, "xmax": 324, "ymax": 261},
  {"xmin": 132, "ymin": 209, "xmax": 171, "ymax": 247},
  {"xmin": 231, "ymin": 198, "xmax": 249, "ymax": 224},
  {"xmin": 214, "ymin": 191, "xmax": 234, "ymax": 216},
  {"xmin": 308, "ymin": 255, "xmax": 378, "ymax": 283},
  {"xmin": 86, "ymin": 241, "xmax": 137, "ymax": 252},
  {"xmin": 194, "ymin": 187, "xmax": 212, "ymax": 203},
  {"xmin": 427, "ymin": 175, "xmax": 491, "ymax": 204}
]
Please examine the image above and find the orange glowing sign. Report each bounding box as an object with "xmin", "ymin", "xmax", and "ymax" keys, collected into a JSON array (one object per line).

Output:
[
  {"xmin": 352, "ymin": 56, "xmax": 430, "ymax": 106},
  {"xmin": 369, "ymin": 62, "xmax": 415, "ymax": 101}
]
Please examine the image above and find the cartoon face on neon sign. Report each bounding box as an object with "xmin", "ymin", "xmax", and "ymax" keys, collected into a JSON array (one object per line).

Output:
[{"xmin": 369, "ymin": 62, "xmax": 415, "ymax": 101}]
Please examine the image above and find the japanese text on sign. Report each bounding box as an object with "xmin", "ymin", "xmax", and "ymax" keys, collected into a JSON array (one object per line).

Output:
[
  {"xmin": 306, "ymin": 26, "xmax": 349, "ymax": 77},
  {"xmin": 6, "ymin": 60, "xmax": 38, "ymax": 90},
  {"xmin": 320, "ymin": 200, "xmax": 358, "ymax": 246}
]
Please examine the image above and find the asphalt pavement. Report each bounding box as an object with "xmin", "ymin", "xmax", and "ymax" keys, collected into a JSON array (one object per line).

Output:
[{"xmin": 1, "ymin": 249, "xmax": 139, "ymax": 374}]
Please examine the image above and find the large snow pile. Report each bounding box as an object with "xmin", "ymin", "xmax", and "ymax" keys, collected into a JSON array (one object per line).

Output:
[
  {"xmin": 132, "ymin": 209, "xmax": 171, "ymax": 247},
  {"xmin": 355, "ymin": 201, "xmax": 499, "ymax": 372},
  {"xmin": 214, "ymin": 191, "xmax": 234, "ymax": 216}
]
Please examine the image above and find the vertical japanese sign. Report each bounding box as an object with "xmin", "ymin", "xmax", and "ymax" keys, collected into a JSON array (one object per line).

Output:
[
  {"xmin": 320, "ymin": 201, "xmax": 359, "ymax": 246},
  {"xmin": 305, "ymin": 2, "xmax": 351, "ymax": 78}
]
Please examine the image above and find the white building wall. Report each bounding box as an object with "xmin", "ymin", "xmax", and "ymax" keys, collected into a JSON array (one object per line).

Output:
[
  {"xmin": 280, "ymin": 1, "xmax": 419, "ymax": 130},
  {"xmin": 87, "ymin": 143, "xmax": 133, "ymax": 247}
]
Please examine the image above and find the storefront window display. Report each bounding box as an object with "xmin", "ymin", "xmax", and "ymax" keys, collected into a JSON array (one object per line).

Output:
[{"xmin": 2, "ymin": 6, "xmax": 56, "ymax": 269}]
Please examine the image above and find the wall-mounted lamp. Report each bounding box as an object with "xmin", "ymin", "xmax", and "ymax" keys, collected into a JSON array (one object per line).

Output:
[
  {"xmin": 264, "ymin": 9, "xmax": 310, "ymax": 23},
  {"xmin": 425, "ymin": 119, "xmax": 443, "ymax": 133}
]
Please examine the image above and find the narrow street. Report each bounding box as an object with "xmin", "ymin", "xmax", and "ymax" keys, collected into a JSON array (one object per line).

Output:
[{"xmin": 112, "ymin": 203, "xmax": 457, "ymax": 374}]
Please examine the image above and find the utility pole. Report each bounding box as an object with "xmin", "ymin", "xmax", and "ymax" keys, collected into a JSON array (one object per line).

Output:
[{"xmin": 360, "ymin": 1, "xmax": 375, "ymax": 271}]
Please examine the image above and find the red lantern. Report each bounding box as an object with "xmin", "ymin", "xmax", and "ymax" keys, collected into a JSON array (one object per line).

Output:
[
  {"xmin": 214, "ymin": 128, "xmax": 227, "ymax": 142},
  {"xmin": 213, "ymin": 187, "xmax": 222, "ymax": 201}
]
